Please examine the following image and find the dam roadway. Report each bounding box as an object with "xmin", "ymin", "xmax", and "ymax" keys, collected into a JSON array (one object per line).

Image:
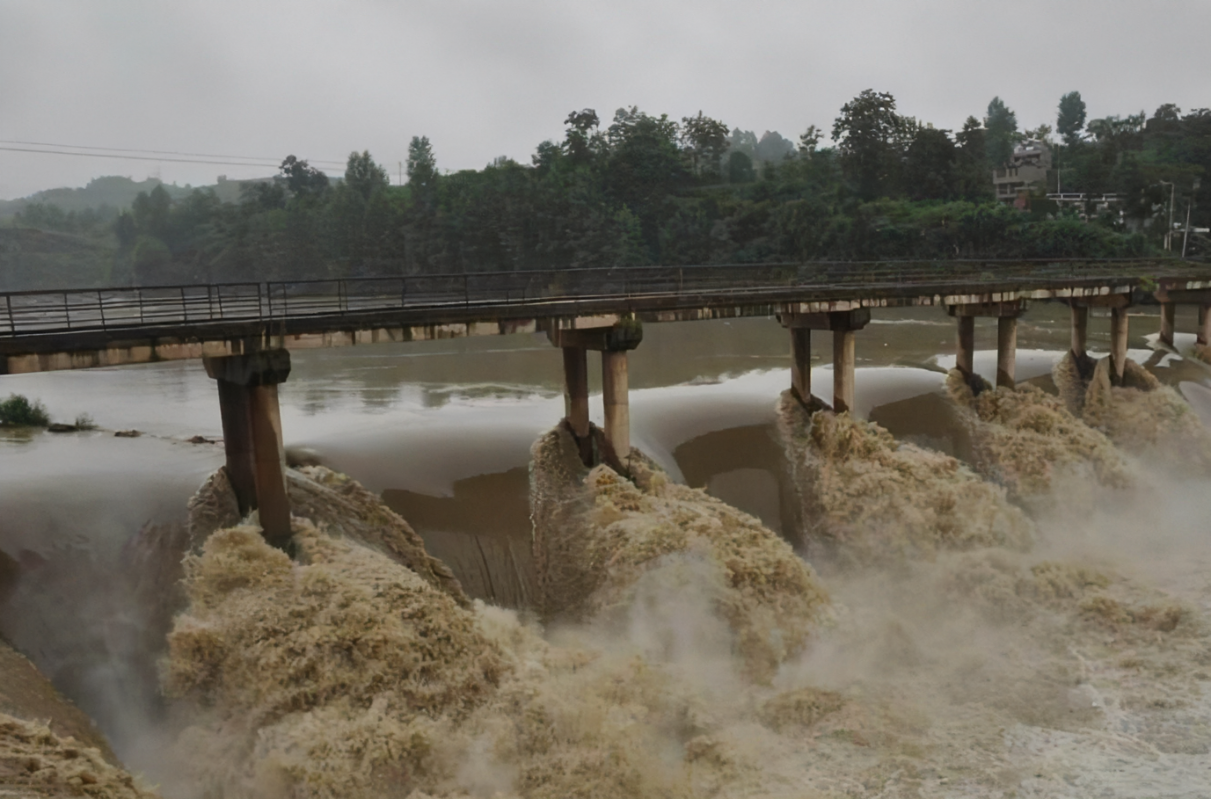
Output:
[
  {"xmin": 2, "ymin": 258, "xmax": 1209, "ymax": 373},
  {"xmin": 3, "ymin": 258, "xmax": 1211, "ymax": 545}
]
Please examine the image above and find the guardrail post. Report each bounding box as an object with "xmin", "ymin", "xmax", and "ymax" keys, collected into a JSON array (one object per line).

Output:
[
  {"xmin": 463, "ymin": 274, "xmax": 470, "ymax": 307},
  {"xmin": 97, "ymin": 290, "xmax": 107, "ymax": 330},
  {"xmin": 4, "ymin": 294, "xmax": 13, "ymax": 335},
  {"xmin": 63, "ymin": 292, "xmax": 71, "ymax": 330},
  {"xmin": 180, "ymin": 286, "xmax": 188, "ymax": 323}
]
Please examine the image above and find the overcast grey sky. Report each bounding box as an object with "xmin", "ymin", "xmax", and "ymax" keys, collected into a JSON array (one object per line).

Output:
[{"xmin": 1, "ymin": 0, "xmax": 1208, "ymax": 200}]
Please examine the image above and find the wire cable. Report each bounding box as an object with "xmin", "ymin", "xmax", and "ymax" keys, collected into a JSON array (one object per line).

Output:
[{"xmin": 0, "ymin": 142, "xmax": 346, "ymax": 169}]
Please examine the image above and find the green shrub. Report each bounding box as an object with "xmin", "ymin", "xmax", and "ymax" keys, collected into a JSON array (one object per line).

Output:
[{"xmin": 0, "ymin": 394, "xmax": 51, "ymax": 427}]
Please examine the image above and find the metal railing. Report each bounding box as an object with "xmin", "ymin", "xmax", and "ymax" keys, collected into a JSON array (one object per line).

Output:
[{"xmin": 0, "ymin": 259, "xmax": 1203, "ymax": 339}]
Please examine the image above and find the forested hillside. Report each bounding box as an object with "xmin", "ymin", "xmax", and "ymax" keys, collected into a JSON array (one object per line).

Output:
[{"xmin": 2, "ymin": 90, "xmax": 1208, "ymax": 291}]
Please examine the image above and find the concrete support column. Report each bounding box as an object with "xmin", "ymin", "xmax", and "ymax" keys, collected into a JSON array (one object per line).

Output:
[
  {"xmin": 249, "ymin": 384, "xmax": 291, "ymax": 548},
  {"xmin": 996, "ymin": 316, "xmax": 1017, "ymax": 389},
  {"xmin": 546, "ymin": 317, "xmax": 642, "ymax": 471},
  {"xmin": 1199, "ymin": 304, "xmax": 1210, "ymax": 346},
  {"xmin": 204, "ymin": 349, "xmax": 292, "ymax": 548},
  {"xmin": 1160, "ymin": 302, "xmax": 1176, "ymax": 348},
  {"xmin": 1071, "ymin": 305, "xmax": 1089, "ymax": 358},
  {"xmin": 790, "ymin": 327, "xmax": 811, "ymax": 404},
  {"xmin": 779, "ymin": 308, "xmax": 869, "ymax": 414},
  {"xmin": 602, "ymin": 350, "xmax": 630, "ymax": 460},
  {"xmin": 832, "ymin": 329, "xmax": 856, "ymax": 415},
  {"xmin": 1110, "ymin": 307, "xmax": 1129, "ymax": 383},
  {"xmin": 215, "ymin": 378, "xmax": 257, "ymax": 515},
  {"xmin": 561, "ymin": 346, "xmax": 592, "ymax": 464},
  {"xmin": 956, "ymin": 316, "xmax": 976, "ymax": 376}
]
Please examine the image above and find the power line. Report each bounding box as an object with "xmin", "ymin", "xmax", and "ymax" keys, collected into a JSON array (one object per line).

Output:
[
  {"xmin": 0, "ymin": 145, "xmax": 284, "ymax": 169},
  {"xmin": 0, "ymin": 141, "xmax": 348, "ymax": 169}
]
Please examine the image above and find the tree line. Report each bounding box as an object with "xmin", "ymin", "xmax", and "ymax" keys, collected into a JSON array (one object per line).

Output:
[{"xmin": 3, "ymin": 90, "xmax": 1209, "ymax": 290}]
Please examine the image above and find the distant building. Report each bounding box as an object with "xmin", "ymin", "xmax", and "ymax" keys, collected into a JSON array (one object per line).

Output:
[
  {"xmin": 1046, "ymin": 192, "xmax": 1124, "ymax": 223},
  {"xmin": 992, "ymin": 140, "xmax": 1052, "ymax": 207}
]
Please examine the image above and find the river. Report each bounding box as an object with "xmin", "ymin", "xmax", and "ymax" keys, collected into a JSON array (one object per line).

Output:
[{"xmin": 2, "ymin": 301, "xmax": 1211, "ymax": 797}]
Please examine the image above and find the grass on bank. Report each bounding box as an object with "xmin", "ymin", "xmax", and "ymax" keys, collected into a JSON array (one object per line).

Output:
[{"xmin": 0, "ymin": 395, "xmax": 50, "ymax": 427}]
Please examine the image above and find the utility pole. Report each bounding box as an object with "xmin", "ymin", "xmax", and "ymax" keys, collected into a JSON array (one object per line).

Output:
[
  {"xmin": 1160, "ymin": 181, "xmax": 1175, "ymax": 251},
  {"xmin": 1183, "ymin": 179, "xmax": 1201, "ymax": 259}
]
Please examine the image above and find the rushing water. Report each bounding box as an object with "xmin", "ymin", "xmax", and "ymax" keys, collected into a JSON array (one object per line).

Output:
[{"xmin": 2, "ymin": 301, "xmax": 1211, "ymax": 797}]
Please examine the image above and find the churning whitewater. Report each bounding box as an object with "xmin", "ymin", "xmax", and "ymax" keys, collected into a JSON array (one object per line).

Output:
[
  {"xmin": 3, "ymin": 320, "xmax": 1211, "ymax": 798},
  {"xmin": 126, "ymin": 355, "xmax": 1211, "ymax": 796}
]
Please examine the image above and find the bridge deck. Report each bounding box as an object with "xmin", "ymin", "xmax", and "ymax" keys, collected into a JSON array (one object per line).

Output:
[{"xmin": 2, "ymin": 260, "xmax": 1209, "ymax": 374}]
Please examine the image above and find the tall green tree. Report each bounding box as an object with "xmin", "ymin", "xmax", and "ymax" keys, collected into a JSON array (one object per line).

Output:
[
  {"xmin": 131, "ymin": 184, "xmax": 172, "ymax": 239},
  {"xmin": 406, "ymin": 136, "xmax": 438, "ymax": 211},
  {"xmin": 727, "ymin": 150, "xmax": 756, "ymax": 184},
  {"xmin": 984, "ymin": 97, "xmax": 1019, "ymax": 168},
  {"xmin": 754, "ymin": 131, "xmax": 796, "ymax": 163},
  {"xmin": 1057, "ymin": 91, "xmax": 1087, "ymax": 147},
  {"xmin": 604, "ymin": 107, "xmax": 685, "ymax": 207},
  {"xmin": 728, "ymin": 129, "xmax": 759, "ymax": 161},
  {"xmin": 832, "ymin": 89, "xmax": 904, "ymax": 200},
  {"xmin": 563, "ymin": 109, "xmax": 602, "ymax": 166},
  {"xmin": 113, "ymin": 211, "xmax": 137, "ymax": 247},
  {"xmin": 954, "ymin": 117, "xmax": 991, "ymax": 200},
  {"xmin": 344, "ymin": 151, "xmax": 389, "ymax": 200},
  {"xmin": 680, "ymin": 111, "xmax": 730, "ymax": 179},
  {"xmin": 604, "ymin": 107, "xmax": 686, "ymax": 257},
  {"xmin": 798, "ymin": 125, "xmax": 823, "ymax": 156},
  {"xmin": 406, "ymin": 137, "xmax": 437, "ymax": 191},
  {"xmin": 903, "ymin": 127, "xmax": 957, "ymax": 200},
  {"xmin": 279, "ymin": 155, "xmax": 330, "ymax": 198}
]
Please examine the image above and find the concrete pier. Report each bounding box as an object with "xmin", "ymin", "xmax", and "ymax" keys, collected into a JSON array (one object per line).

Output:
[
  {"xmin": 561, "ymin": 346, "xmax": 592, "ymax": 464},
  {"xmin": 790, "ymin": 327, "xmax": 811, "ymax": 404},
  {"xmin": 602, "ymin": 350, "xmax": 630, "ymax": 460},
  {"xmin": 548, "ymin": 318, "xmax": 642, "ymax": 466},
  {"xmin": 1071, "ymin": 305, "xmax": 1089, "ymax": 358},
  {"xmin": 996, "ymin": 316, "xmax": 1017, "ymax": 389},
  {"xmin": 203, "ymin": 349, "xmax": 292, "ymax": 547},
  {"xmin": 1068, "ymin": 294, "xmax": 1132, "ymax": 384},
  {"xmin": 1200, "ymin": 304, "xmax": 1211, "ymax": 346},
  {"xmin": 249, "ymin": 383, "xmax": 290, "ymax": 545},
  {"xmin": 1160, "ymin": 302, "xmax": 1176, "ymax": 348},
  {"xmin": 956, "ymin": 316, "xmax": 975, "ymax": 376},
  {"xmin": 832, "ymin": 328, "xmax": 856, "ymax": 414},
  {"xmin": 213, "ymin": 379, "xmax": 257, "ymax": 514},
  {"xmin": 1110, "ymin": 307, "xmax": 1130, "ymax": 383},
  {"xmin": 949, "ymin": 300, "xmax": 1025, "ymax": 387},
  {"xmin": 779, "ymin": 309, "xmax": 869, "ymax": 414}
]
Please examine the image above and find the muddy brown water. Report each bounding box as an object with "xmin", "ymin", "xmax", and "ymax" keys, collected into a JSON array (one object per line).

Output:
[{"xmin": 1, "ymin": 300, "xmax": 1209, "ymax": 785}]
